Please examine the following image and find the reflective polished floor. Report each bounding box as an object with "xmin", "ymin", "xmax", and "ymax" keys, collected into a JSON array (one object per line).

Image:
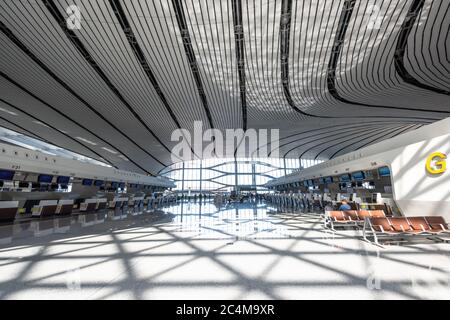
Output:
[{"xmin": 0, "ymin": 199, "xmax": 449, "ymax": 300}]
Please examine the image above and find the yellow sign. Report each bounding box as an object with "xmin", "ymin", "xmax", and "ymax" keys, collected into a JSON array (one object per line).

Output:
[{"xmin": 426, "ymin": 152, "xmax": 447, "ymax": 174}]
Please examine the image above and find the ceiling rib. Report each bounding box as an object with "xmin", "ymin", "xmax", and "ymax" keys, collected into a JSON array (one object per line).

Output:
[
  {"xmin": 171, "ymin": 0, "xmax": 215, "ymax": 130},
  {"xmin": 281, "ymin": 123, "xmax": 401, "ymax": 158},
  {"xmin": 299, "ymin": 124, "xmax": 402, "ymax": 160},
  {"xmin": 42, "ymin": 0, "xmax": 173, "ymax": 158},
  {"xmin": 231, "ymin": 0, "xmax": 247, "ymax": 131},
  {"xmin": 0, "ymin": 95, "xmax": 115, "ymax": 167},
  {"xmin": 325, "ymin": 0, "xmax": 450, "ymax": 115},
  {"xmin": 326, "ymin": 124, "xmax": 414, "ymax": 159},
  {"xmin": 279, "ymin": 0, "xmax": 446, "ymax": 121},
  {"xmin": 0, "ymin": 114, "xmax": 110, "ymax": 165},
  {"xmin": 0, "ymin": 65, "xmax": 152, "ymax": 174},
  {"xmin": 108, "ymin": 0, "xmax": 198, "ymax": 159},
  {"xmin": 270, "ymin": 120, "xmax": 421, "ymax": 158},
  {"xmin": 394, "ymin": 0, "xmax": 450, "ymax": 96},
  {"xmin": 0, "ymin": 18, "xmax": 163, "ymax": 173}
]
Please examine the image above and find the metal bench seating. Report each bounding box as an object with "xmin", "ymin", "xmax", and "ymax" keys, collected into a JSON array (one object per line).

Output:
[
  {"xmin": 324, "ymin": 210, "xmax": 386, "ymax": 230},
  {"xmin": 363, "ymin": 216, "xmax": 450, "ymax": 245}
]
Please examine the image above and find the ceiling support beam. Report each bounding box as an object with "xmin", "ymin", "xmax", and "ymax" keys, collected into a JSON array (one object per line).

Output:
[
  {"xmin": 42, "ymin": 0, "xmax": 173, "ymax": 160},
  {"xmin": 171, "ymin": 0, "xmax": 215, "ymax": 130},
  {"xmin": 0, "ymin": 96, "xmax": 115, "ymax": 167},
  {"xmin": 0, "ymin": 22, "xmax": 157, "ymax": 173},
  {"xmin": 108, "ymin": 0, "xmax": 197, "ymax": 159},
  {"xmin": 394, "ymin": 0, "xmax": 450, "ymax": 96},
  {"xmin": 326, "ymin": 0, "xmax": 450, "ymax": 114},
  {"xmin": 231, "ymin": 0, "xmax": 247, "ymax": 131}
]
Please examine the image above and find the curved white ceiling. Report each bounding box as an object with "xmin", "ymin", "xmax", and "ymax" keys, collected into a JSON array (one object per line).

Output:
[{"xmin": 0, "ymin": 0, "xmax": 449, "ymax": 175}]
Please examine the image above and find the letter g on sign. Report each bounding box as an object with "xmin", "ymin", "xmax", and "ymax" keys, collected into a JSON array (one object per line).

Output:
[{"xmin": 425, "ymin": 152, "xmax": 447, "ymax": 175}]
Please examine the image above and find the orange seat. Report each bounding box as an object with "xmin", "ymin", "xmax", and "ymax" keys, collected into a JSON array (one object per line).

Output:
[
  {"xmin": 425, "ymin": 216, "xmax": 450, "ymax": 232},
  {"xmin": 370, "ymin": 217, "xmax": 394, "ymax": 233},
  {"xmin": 388, "ymin": 217, "xmax": 413, "ymax": 232},
  {"xmin": 357, "ymin": 210, "xmax": 371, "ymax": 219},
  {"xmin": 342, "ymin": 210, "xmax": 359, "ymax": 221},
  {"xmin": 327, "ymin": 211, "xmax": 347, "ymax": 221},
  {"xmin": 407, "ymin": 217, "xmax": 432, "ymax": 232},
  {"xmin": 368, "ymin": 210, "xmax": 385, "ymax": 218}
]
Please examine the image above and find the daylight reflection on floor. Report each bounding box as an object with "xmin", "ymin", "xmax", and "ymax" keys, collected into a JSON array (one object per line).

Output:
[{"xmin": 0, "ymin": 199, "xmax": 449, "ymax": 300}]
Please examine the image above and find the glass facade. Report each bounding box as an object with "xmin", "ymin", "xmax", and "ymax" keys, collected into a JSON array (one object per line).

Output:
[{"xmin": 160, "ymin": 158, "xmax": 323, "ymax": 192}]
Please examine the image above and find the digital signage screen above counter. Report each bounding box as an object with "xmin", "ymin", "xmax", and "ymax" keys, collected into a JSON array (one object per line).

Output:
[
  {"xmin": 94, "ymin": 180, "xmax": 104, "ymax": 187},
  {"xmin": 82, "ymin": 179, "xmax": 93, "ymax": 186},
  {"xmin": 378, "ymin": 166, "xmax": 391, "ymax": 177},
  {"xmin": 38, "ymin": 174, "xmax": 53, "ymax": 184},
  {"xmin": 57, "ymin": 176, "xmax": 70, "ymax": 184},
  {"xmin": 325, "ymin": 176, "xmax": 334, "ymax": 184},
  {"xmin": 351, "ymin": 171, "xmax": 365, "ymax": 181},
  {"xmin": 0, "ymin": 170, "xmax": 15, "ymax": 181},
  {"xmin": 339, "ymin": 174, "xmax": 351, "ymax": 182}
]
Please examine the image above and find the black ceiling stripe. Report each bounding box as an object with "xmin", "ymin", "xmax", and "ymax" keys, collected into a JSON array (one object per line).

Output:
[
  {"xmin": 108, "ymin": 0, "xmax": 198, "ymax": 159},
  {"xmin": 257, "ymin": 119, "xmax": 429, "ymax": 158},
  {"xmin": 0, "ymin": 114, "xmax": 115, "ymax": 167},
  {"xmin": 353, "ymin": 123, "xmax": 421, "ymax": 154},
  {"xmin": 328, "ymin": 124, "xmax": 414, "ymax": 159},
  {"xmin": 276, "ymin": 122, "xmax": 410, "ymax": 158},
  {"xmin": 279, "ymin": 0, "xmax": 315, "ymax": 117},
  {"xmin": 314, "ymin": 124, "xmax": 410, "ymax": 160},
  {"xmin": 231, "ymin": 0, "xmax": 247, "ymax": 158},
  {"xmin": 0, "ymin": 94, "xmax": 117, "ymax": 168},
  {"xmin": 342, "ymin": 0, "xmax": 401, "ymax": 101},
  {"xmin": 0, "ymin": 19, "xmax": 164, "ymax": 172},
  {"xmin": 0, "ymin": 71, "xmax": 153, "ymax": 175},
  {"xmin": 408, "ymin": 1, "xmax": 449, "ymax": 87},
  {"xmin": 305, "ymin": 125, "xmax": 396, "ymax": 160},
  {"xmin": 426, "ymin": 1, "xmax": 450, "ymax": 82},
  {"xmin": 394, "ymin": 0, "xmax": 450, "ymax": 96},
  {"xmin": 296, "ymin": 126, "xmax": 383, "ymax": 161},
  {"xmin": 279, "ymin": 0, "xmax": 441, "ymax": 121},
  {"xmin": 41, "ymin": 0, "xmax": 174, "ymax": 157},
  {"xmin": 0, "ymin": 118, "xmax": 41, "ymax": 141},
  {"xmin": 326, "ymin": 0, "xmax": 450, "ymax": 115},
  {"xmin": 231, "ymin": 0, "xmax": 247, "ymax": 131},
  {"xmin": 282, "ymin": 123, "xmax": 393, "ymax": 159},
  {"xmin": 171, "ymin": 0, "xmax": 215, "ymax": 130},
  {"xmin": 109, "ymin": 0, "xmax": 180, "ymax": 128}
]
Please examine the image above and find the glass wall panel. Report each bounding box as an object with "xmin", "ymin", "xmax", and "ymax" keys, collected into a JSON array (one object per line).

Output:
[{"xmin": 161, "ymin": 158, "xmax": 323, "ymax": 192}]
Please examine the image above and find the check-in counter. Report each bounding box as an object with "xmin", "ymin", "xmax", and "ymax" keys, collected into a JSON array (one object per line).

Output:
[
  {"xmin": 55, "ymin": 199, "xmax": 74, "ymax": 215},
  {"xmin": 79, "ymin": 199, "xmax": 98, "ymax": 212},
  {"xmin": 109, "ymin": 197, "xmax": 129, "ymax": 209},
  {"xmin": 96, "ymin": 198, "xmax": 108, "ymax": 211},
  {"xmin": 0, "ymin": 201, "xmax": 19, "ymax": 223},
  {"xmin": 31, "ymin": 200, "xmax": 58, "ymax": 217},
  {"xmin": 129, "ymin": 196, "xmax": 144, "ymax": 208}
]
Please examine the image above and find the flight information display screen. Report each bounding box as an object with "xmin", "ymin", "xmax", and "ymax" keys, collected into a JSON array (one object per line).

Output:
[
  {"xmin": 38, "ymin": 174, "xmax": 53, "ymax": 183},
  {"xmin": 0, "ymin": 170, "xmax": 15, "ymax": 181}
]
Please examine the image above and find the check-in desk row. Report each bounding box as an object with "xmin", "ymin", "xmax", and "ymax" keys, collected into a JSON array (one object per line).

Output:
[
  {"xmin": 0, "ymin": 195, "xmax": 178, "ymax": 223},
  {"xmin": 265, "ymin": 194, "xmax": 325, "ymax": 212},
  {"xmin": 0, "ymin": 207, "xmax": 170, "ymax": 245}
]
